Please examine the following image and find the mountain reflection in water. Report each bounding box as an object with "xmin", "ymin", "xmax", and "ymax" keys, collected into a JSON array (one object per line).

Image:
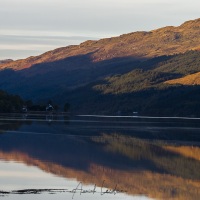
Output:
[{"xmin": 0, "ymin": 114, "xmax": 200, "ymax": 200}]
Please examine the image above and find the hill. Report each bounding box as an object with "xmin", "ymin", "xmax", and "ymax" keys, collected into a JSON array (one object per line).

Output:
[
  {"xmin": 0, "ymin": 59, "xmax": 13, "ymax": 64},
  {"xmin": 0, "ymin": 18, "xmax": 200, "ymax": 116}
]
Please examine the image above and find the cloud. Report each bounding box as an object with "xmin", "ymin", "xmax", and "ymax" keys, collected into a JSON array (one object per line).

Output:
[
  {"xmin": 0, "ymin": 0, "xmax": 200, "ymax": 59},
  {"xmin": 0, "ymin": 34, "xmax": 98, "ymax": 59},
  {"xmin": 1, "ymin": 0, "xmax": 199, "ymax": 36}
]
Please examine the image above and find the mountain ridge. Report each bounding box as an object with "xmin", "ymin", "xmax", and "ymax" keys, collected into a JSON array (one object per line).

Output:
[
  {"xmin": 0, "ymin": 18, "xmax": 200, "ymax": 71},
  {"xmin": 0, "ymin": 59, "xmax": 13, "ymax": 64}
]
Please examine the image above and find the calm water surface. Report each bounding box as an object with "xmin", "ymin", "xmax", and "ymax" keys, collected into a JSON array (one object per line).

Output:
[{"xmin": 0, "ymin": 113, "xmax": 200, "ymax": 200}]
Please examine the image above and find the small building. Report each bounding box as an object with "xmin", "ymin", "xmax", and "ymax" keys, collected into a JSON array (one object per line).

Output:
[
  {"xmin": 46, "ymin": 104, "xmax": 54, "ymax": 112},
  {"xmin": 22, "ymin": 105, "xmax": 27, "ymax": 113}
]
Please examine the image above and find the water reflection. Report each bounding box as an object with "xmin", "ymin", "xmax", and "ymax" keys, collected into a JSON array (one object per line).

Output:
[
  {"xmin": 0, "ymin": 114, "xmax": 200, "ymax": 199},
  {"xmin": 0, "ymin": 161, "xmax": 141, "ymax": 200}
]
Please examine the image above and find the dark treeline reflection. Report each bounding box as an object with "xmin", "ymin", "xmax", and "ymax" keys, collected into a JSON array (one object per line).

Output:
[{"xmin": 0, "ymin": 115, "xmax": 200, "ymax": 199}]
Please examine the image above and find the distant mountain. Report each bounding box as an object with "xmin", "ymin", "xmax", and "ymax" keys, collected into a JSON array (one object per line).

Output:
[
  {"xmin": 0, "ymin": 59, "xmax": 13, "ymax": 64},
  {"xmin": 0, "ymin": 18, "xmax": 200, "ymax": 116}
]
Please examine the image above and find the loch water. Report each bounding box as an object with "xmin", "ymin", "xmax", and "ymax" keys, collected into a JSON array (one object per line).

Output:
[{"xmin": 0, "ymin": 113, "xmax": 200, "ymax": 200}]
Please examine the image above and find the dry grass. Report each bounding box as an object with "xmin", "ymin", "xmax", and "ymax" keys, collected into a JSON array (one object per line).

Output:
[
  {"xmin": 165, "ymin": 72, "xmax": 200, "ymax": 85},
  {"xmin": 164, "ymin": 145, "xmax": 200, "ymax": 161}
]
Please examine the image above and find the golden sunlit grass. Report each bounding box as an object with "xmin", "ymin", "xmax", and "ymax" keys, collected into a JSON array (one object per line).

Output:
[
  {"xmin": 164, "ymin": 145, "xmax": 200, "ymax": 161},
  {"xmin": 165, "ymin": 72, "xmax": 200, "ymax": 85}
]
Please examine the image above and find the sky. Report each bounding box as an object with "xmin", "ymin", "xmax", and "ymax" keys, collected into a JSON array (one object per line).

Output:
[{"xmin": 0, "ymin": 0, "xmax": 200, "ymax": 60}]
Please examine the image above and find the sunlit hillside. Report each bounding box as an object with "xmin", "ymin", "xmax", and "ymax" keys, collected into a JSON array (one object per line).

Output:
[{"xmin": 165, "ymin": 72, "xmax": 200, "ymax": 85}]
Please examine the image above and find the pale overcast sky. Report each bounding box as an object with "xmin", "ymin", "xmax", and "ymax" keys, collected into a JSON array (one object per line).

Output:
[{"xmin": 0, "ymin": 0, "xmax": 199, "ymax": 60}]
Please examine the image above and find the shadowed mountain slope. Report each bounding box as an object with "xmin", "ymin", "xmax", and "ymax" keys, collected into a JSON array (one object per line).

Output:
[
  {"xmin": 56, "ymin": 50, "xmax": 200, "ymax": 116},
  {"xmin": 93, "ymin": 50, "xmax": 200, "ymax": 95}
]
